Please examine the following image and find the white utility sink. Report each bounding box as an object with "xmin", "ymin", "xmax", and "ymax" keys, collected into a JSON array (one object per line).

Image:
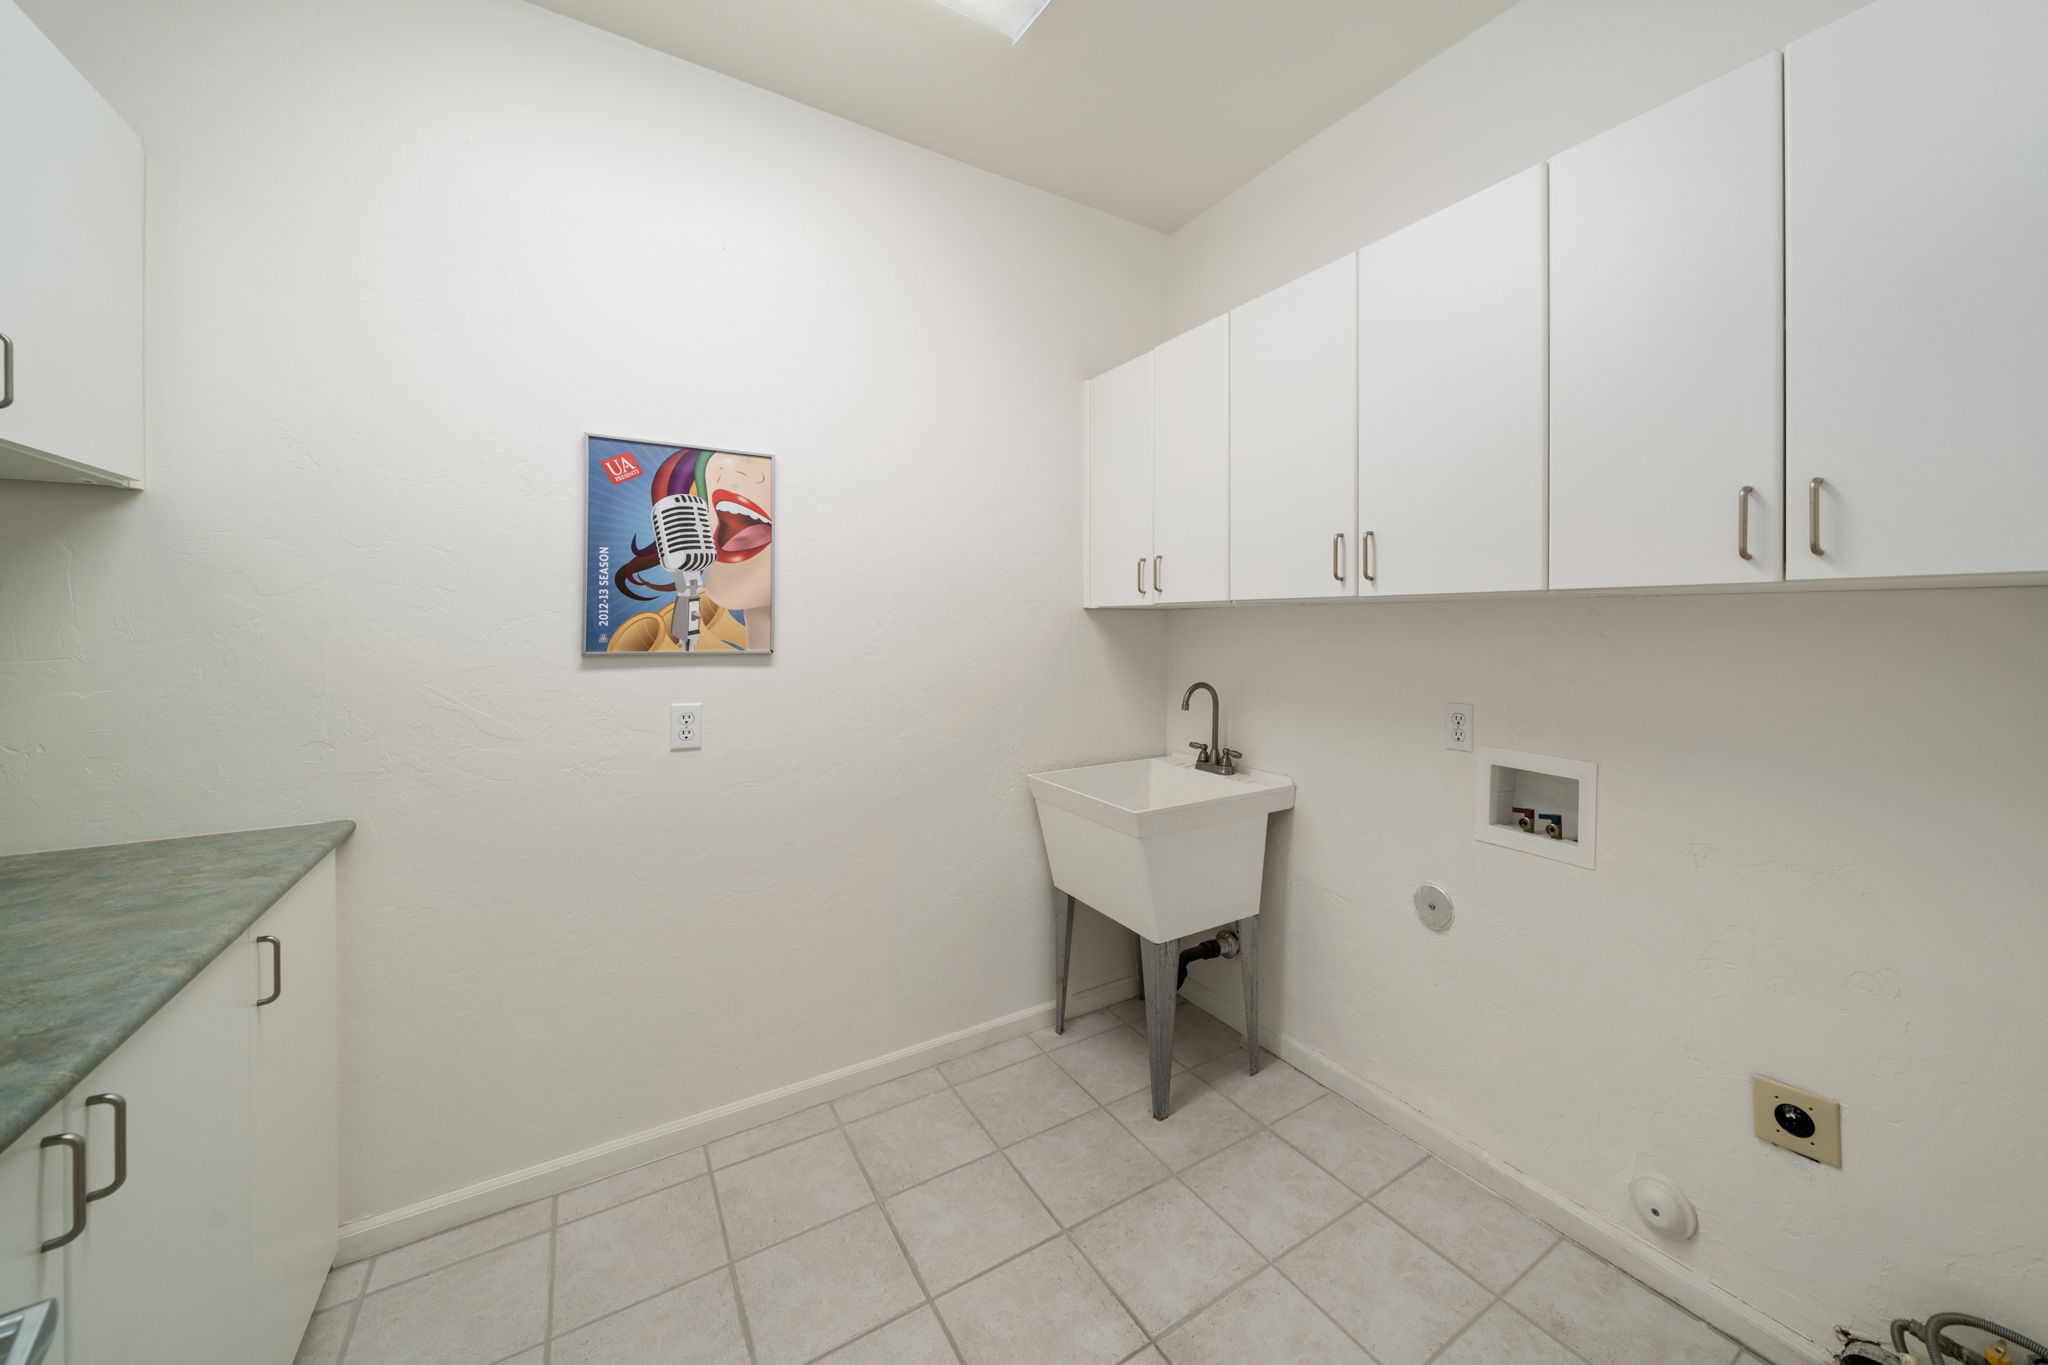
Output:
[{"xmin": 1027, "ymin": 756, "xmax": 1295, "ymax": 943}]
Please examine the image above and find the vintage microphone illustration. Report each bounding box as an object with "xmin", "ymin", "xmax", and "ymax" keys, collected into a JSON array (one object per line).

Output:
[{"xmin": 651, "ymin": 489, "xmax": 717, "ymax": 646}]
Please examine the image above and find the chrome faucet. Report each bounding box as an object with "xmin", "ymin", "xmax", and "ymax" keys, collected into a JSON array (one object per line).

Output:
[{"xmin": 1180, "ymin": 682, "xmax": 1241, "ymax": 775}]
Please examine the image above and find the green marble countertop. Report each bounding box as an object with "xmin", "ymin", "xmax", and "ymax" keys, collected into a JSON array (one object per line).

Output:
[{"xmin": 0, "ymin": 821, "xmax": 354, "ymax": 1151}]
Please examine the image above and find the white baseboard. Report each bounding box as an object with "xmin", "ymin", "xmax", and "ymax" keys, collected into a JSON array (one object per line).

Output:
[
  {"xmin": 1176, "ymin": 978, "xmax": 1822, "ymax": 1365},
  {"xmin": 337, "ymin": 976, "xmax": 1136, "ymax": 1264}
]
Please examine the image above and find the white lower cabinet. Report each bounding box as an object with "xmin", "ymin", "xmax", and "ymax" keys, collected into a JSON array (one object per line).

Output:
[
  {"xmin": 65, "ymin": 938, "xmax": 255, "ymax": 1365},
  {"xmin": 1229, "ymin": 255, "xmax": 1358, "ymax": 601},
  {"xmin": 1, "ymin": 853, "xmax": 336, "ymax": 1365},
  {"xmin": 1785, "ymin": 0, "xmax": 2048, "ymax": 580},
  {"xmin": 250, "ymin": 858, "xmax": 341, "ymax": 1365},
  {"xmin": 1357, "ymin": 166, "xmax": 1548, "ymax": 596},
  {"xmin": 0, "ymin": 1115, "xmax": 71, "ymax": 1365},
  {"xmin": 1548, "ymin": 54, "xmax": 1785, "ymax": 590}
]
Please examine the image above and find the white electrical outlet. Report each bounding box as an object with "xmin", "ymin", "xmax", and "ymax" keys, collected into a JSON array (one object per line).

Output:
[
  {"xmin": 669, "ymin": 702, "xmax": 703, "ymax": 751},
  {"xmin": 1445, "ymin": 703, "xmax": 1473, "ymax": 751}
]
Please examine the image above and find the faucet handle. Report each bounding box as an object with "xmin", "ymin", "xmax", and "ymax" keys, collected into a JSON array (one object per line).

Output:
[
  {"xmin": 1218, "ymin": 748, "xmax": 1242, "ymax": 773},
  {"xmin": 1188, "ymin": 741, "xmax": 1213, "ymax": 762}
]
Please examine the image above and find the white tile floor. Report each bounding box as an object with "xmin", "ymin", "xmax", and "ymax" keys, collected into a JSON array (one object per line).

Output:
[{"xmin": 299, "ymin": 1000, "xmax": 1752, "ymax": 1365}]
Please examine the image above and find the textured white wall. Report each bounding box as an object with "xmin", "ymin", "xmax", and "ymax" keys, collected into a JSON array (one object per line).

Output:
[
  {"xmin": 0, "ymin": 0, "xmax": 1167, "ymax": 1219},
  {"xmin": 1164, "ymin": 0, "xmax": 2048, "ymax": 1346}
]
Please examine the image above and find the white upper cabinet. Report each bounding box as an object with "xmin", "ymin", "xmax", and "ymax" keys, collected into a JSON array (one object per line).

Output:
[
  {"xmin": 1229, "ymin": 255, "xmax": 1358, "ymax": 601},
  {"xmin": 1549, "ymin": 55, "xmax": 1785, "ymax": 590},
  {"xmin": 1085, "ymin": 351, "xmax": 1154, "ymax": 607},
  {"xmin": 1358, "ymin": 166, "xmax": 1548, "ymax": 597},
  {"xmin": 0, "ymin": 0, "xmax": 145, "ymax": 488},
  {"xmin": 1150, "ymin": 317, "xmax": 1230, "ymax": 605},
  {"xmin": 1785, "ymin": 0, "xmax": 2048, "ymax": 580}
]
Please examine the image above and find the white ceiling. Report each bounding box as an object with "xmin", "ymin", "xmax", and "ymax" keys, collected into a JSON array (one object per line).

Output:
[{"xmin": 526, "ymin": 0, "xmax": 1518, "ymax": 232}]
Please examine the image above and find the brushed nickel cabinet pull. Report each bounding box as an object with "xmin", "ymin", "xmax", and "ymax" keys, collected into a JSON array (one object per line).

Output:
[
  {"xmin": 1737, "ymin": 485, "xmax": 1755, "ymax": 561},
  {"xmin": 256, "ymin": 934, "xmax": 283, "ymax": 1006},
  {"xmin": 0, "ymin": 332, "xmax": 14, "ymax": 409},
  {"xmin": 1136, "ymin": 558, "xmax": 1145, "ymax": 596},
  {"xmin": 1331, "ymin": 533, "xmax": 1345, "ymax": 583},
  {"xmin": 39, "ymin": 1134, "xmax": 85, "ymax": 1251},
  {"xmin": 83, "ymin": 1094, "xmax": 127, "ymax": 1202},
  {"xmin": 1153, "ymin": 555, "xmax": 1162, "ymax": 595},
  {"xmin": 1808, "ymin": 477, "xmax": 1826, "ymax": 556},
  {"xmin": 1362, "ymin": 531, "xmax": 1377, "ymax": 584}
]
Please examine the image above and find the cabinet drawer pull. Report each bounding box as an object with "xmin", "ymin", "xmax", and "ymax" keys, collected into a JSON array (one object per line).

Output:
[
  {"xmin": 0, "ymin": 331, "xmax": 13, "ymax": 410},
  {"xmin": 257, "ymin": 934, "xmax": 283, "ymax": 1006},
  {"xmin": 1331, "ymin": 533, "xmax": 1345, "ymax": 583},
  {"xmin": 39, "ymin": 1133, "xmax": 85, "ymax": 1251},
  {"xmin": 1362, "ymin": 531, "xmax": 1377, "ymax": 584},
  {"xmin": 1808, "ymin": 477, "xmax": 1825, "ymax": 556},
  {"xmin": 1153, "ymin": 555, "xmax": 1162, "ymax": 595},
  {"xmin": 84, "ymin": 1094, "xmax": 127, "ymax": 1202},
  {"xmin": 1135, "ymin": 558, "xmax": 1145, "ymax": 597},
  {"xmin": 1737, "ymin": 485, "xmax": 1755, "ymax": 561}
]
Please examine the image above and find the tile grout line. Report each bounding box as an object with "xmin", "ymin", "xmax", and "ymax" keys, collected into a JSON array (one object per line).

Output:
[
  {"xmin": 1412, "ymin": 1242, "xmax": 1599, "ymax": 1365},
  {"xmin": 939, "ymin": 1020, "xmax": 1158, "ymax": 1352},
  {"xmin": 542, "ymin": 1267, "xmax": 736, "ymax": 1360},
  {"xmin": 541, "ymin": 1194, "xmax": 557, "ymax": 1365},
  {"xmin": 330, "ymin": 1269, "xmax": 367, "ymax": 1365},
  {"xmin": 962, "ymin": 1005, "xmax": 1273, "ymax": 1353},
  {"xmin": 704, "ymin": 1152, "xmax": 762, "ymax": 1365},
  {"xmin": 344, "ymin": 1227, "xmax": 554, "ymax": 1306},
  {"xmin": 826, "ymin": 1089, "xmax": 966, "ymax": 1363}
]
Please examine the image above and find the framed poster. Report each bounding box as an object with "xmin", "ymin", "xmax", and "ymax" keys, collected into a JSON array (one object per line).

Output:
[{"xmin": 584, "ymin": 435, "xmax": 775, "ymax": 654}]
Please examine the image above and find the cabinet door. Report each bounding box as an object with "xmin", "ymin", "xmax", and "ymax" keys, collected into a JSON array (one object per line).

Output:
[
  {"xmin": 1229, "ymin": 256, "xmax": 1358, "ymax": 600},
  {"xmin": 1549, "ymin": 55, "xmax": 1784, "ymax": 590},
  {"xmin": 1085, "ymin": 352, "xmax": 1154, "ymax": 607},
  {"xmin": 0, "ymin": 1115, "xmax": 71, "ymax": 1365},
  {"xmin": 250, "ymin": 856, "xmax": 340, "ymax": 1365},
  {"xmin": 65, "ymin": 938, "xmax": 254, "ymax": 1365},
  {"xmin": 1785, "ymin": 0, "xmax": 2048, "ymax": 579},
  {"xmin": 0, "ymin": 0, "xmax": 145, "ymax": 487},
  {"xmin": 1151, "ymin": 317, "xmax": 1230, "ymax": 605},
  {"xmin": 1358, "ymin": 167, "xmax": 1548, "ymax": 596}
]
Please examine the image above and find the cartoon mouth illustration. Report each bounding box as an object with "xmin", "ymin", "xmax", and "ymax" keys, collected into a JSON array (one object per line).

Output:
[{"xmin": 713, "ymin": 489, "xmax": 773, "ymax": 563}]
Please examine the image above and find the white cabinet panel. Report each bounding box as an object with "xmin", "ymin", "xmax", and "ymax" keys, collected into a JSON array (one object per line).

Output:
[
  {"xmin": 1150, "ymin": 317, "xmax": 1229, "ymax": 605},
  {"xmin": 1549, "ymin": 55, "xmax": 1785, "ymax": 590},
  {"xmin": 1786, "ymin": 0, "xmax": 2048, "ymax": 579},
  {"xmin": 0, "ymin": 0, "xmax": 145, "ymax": 487},
  {"xmin": 1358, "ymin": 167, "xmax": 1548, "ymax": 596},
  {"xmin": 1229, "ymin": 255, "xmax": 1358, "ymax": 601},
  {"xmin": 1085, "ymin": 352, "xmax": 1154, "ymax": 607},
  {"xmin": 64, "ymin": 940, "xmax": 254, "ymax": 1365},
  {"xmin": 0, "ymin": 1116, "xmax": 70, "ymax": 1365},
  {"xmin": 250, "ymin": 856, "xmax": 340, "ymax": 1365}
]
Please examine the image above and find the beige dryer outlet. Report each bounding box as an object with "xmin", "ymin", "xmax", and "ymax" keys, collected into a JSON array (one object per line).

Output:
[{"xmin": 1753, "ymin": 1076, "xmax": 1841, "ymax": 1167}]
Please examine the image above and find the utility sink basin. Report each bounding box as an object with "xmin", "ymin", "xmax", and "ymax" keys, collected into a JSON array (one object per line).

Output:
[{"xmin": 1028, "ymin": 757, "xmax": 1294, "ymax": 943}]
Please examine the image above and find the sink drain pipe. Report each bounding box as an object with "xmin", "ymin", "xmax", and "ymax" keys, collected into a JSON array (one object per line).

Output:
[{"xmin": 1176, "ymin": 928, "xmax": 1240, "ymax": 990}]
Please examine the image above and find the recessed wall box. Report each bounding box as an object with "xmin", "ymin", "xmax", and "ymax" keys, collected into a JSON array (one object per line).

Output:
[{"xmin": 1475, "ymin": 747, "xmax": 1597, "ymax": 868}]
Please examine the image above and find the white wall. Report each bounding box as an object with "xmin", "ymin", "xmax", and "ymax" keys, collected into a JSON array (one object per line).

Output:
[
  {"xmin": 0, "ymin": 0, "xmax": 1167, "ymax": 1220},
  {"xmin": 1164, "ymin": 0, "xmax": 2047, "ymax": 1347}
]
